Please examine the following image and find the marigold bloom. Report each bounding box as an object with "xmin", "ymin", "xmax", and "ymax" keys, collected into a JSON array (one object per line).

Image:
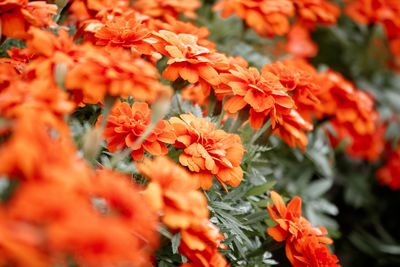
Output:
[
  {"xmin": 170, "ymin": 113, "xmax": 245, "ymax": 191},
  {"xmin": 98, "ymin": 101, "xmax": 176, "ymax": 160},
  {"xmin": 66, "ymin": 0, "xmax": 130, "ymax": 25},
  {"xmin": 318, "ymin": 71, "xmax": 377, "ymax": 135},
  {"xmin": 138, "ymin": 157, "xmax": 209, "ymax": 229},
  {"xmin": 218, "ymin": 65, "xmax": 295, "ymax": 129},
  {"xmin": 80, "ymin": 12, "xmax": 157, "ymax": 57},
  {"xmin": 213, "ymin": 0, "xmax": 295, "ymax": 37},
  {"xmin": 261, "ymin": 58, "xmax": 320, "ymax": 107},
  {"xmin": 0, "ymin": 0, "xmax": 57, "ymax": 39},
  {"xmin": 0, "ymin": 110, "xmax": 83, "ymax": 181},
  {"xmin": 345, "ymin": 0, "xmax": 400, "ymax": 26},
  {"xmin": 286, "ymin": 23, "xmax": 318, "ymax": 58},
  {"xmin": 327, "ymin": 119, "xmax": 386, "ymax": 162},
  {"xmin": 273, "ymin": 110, "xmax": 313, "ymax": 151},
  {"xmin": 65, "ymin": 45, "xmax": 172, "ymax": 104},
  {"xmin": 267, "ymin": 191, "xmax": 340, "ymax": 267},
  {"xmin": 179, "ymin": 219, "xmax": 229, "ymax": 267},
  {"xmin": 148, "ymin": 30, "xmax": 230, "ymax": 86},
  {"xmin": 292, "ymin": 0, "xmax": 340, "ymax": 28},
  {"xmin": 376, "ymin": 144, "xmax": 400, "ymax": 190},
  {"xmin": 133, "ymin": 0, "xmax": 201, "ymax": 19},
  {"xmin": 151, "ymin": 15, "xmax": 216, "ymax": 50}
]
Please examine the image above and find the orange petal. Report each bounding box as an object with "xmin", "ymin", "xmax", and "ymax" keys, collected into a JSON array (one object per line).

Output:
[
  {"xmin": 224, "ymin": 96, "xmax": 247, "ymax": 113},
  {"xmin": 267, "ymin": 225, "xmax": 288, "ymax": 242}
]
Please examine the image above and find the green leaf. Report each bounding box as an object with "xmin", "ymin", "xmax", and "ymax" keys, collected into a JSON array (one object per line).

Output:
[
  {"xmin": 245, "ymin": 182, "xmax": 276, "ymax": 197},
  {"xmin": 171, "ymin": 233, "xmax": 181, "ymax": 254}
]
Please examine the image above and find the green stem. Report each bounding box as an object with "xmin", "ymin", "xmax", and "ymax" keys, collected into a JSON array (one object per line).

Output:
[
  {"xmin": 250, "ymin": 119, "xmax": 272, "ymax": 145},
  {"xmin": 230, "ymin": 108, "xmax": 249, "ymax": 133},
  {"xmin": 207, "ymin": 90, "xmax": 217, "ymax": 117}
]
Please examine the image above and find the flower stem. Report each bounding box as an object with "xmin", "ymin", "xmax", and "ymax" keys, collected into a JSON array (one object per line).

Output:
[{"xmin": 250, "ymin": 120, "xmax": 272, "ymax": 145}]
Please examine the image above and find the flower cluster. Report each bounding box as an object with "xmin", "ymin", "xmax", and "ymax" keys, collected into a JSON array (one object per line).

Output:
[
  {"xmin": 3, "ymin": 0, "xmax": 399, "ymax": 265},
  {"xmin": 0, "ymin": 110, "xmax": 159, "ymax": 266}
]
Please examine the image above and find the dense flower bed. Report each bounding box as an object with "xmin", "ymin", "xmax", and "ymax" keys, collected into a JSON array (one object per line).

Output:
[{"xmin": 1, "ymin": 0, "xmax": 400, "ymax": 266}]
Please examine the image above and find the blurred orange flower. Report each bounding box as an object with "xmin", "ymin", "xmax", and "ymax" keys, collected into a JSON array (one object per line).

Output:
[
  {"xmin": 179, "ymin": 219, "xmax": 229, "ymax": 267},
  {"xmin": 213, "ymin": 0, "xmax": 295, "ymax": 37},
  {"xmin": 376, "ymin": 144, "xmax": 400, "ymax": 190},
  {"xmin": 152, "ymin": 15, "xmax": 216, "ymax": 50},
  {"xmin": 0, "ymin": 110, "xmax": 159, "ymax": 267},
  {"xmin": 286, "ymin": 22, "xmax": 318, "ymax": 58},
  {"xmin": 98, "ymin": 101, "xmax": 176, "ymax": 160},
  {"xmin": 138, "ymin": 156, "xmax": 209, "ymax": 229},
  {"xmin": 327, "ymin": 119, "xmax": 386, "ymax": 162},
  {"xmin": 133, "ymin": 0, "xmax": 200, "ymax": 19},
  {"xmin": 0, "ymin": 0, "xmax": 57, "ymax": 39},
  {"xmin": 170, "ymin": 113, "xmax": 245, "ymax": 191},
  {"xmin": 267, "ymin": 191, "xmax": 340, "ymax": 267},
  {"xmin": 65, "ymin": 45, "xmax": 172, "ymax": 104},
  {"xmin": 292, "ymin": 0, "xmax": 340, "ymax": 28}
]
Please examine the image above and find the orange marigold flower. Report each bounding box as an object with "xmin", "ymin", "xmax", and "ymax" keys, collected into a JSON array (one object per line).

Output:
[
  {"xmin": 267, "ymin": 191, "xmax": 341, "ymax": 267},
  {"xmin": 183, "ymin": 56, "xmax": 249, "ymax": 109},
  {"xmin": 327, "ymin": 119, "xmax": 386, "ymax": 162},
  {"xmin": 138, "ymin": 156, "xmax": 209, "ymax": 229},
  {"xmin": 138, "ymin": 157, "xmax": 228, "ymax": 266},
  {"xmin": 219, "ymin": 65, "xmax": 295, "ymax": 129},
  {"xmin": 0, "ymin": 110, "xmax": 82, "ymax": 181},
  {"xmin": 148, "ymin": 30, "xmax": 230, "ymax": 86},
  {"xmin": 98, "ymin": 101, "xmax": 176, "ymax": 160},
  {"xmin": 286, "ymin": 22, "xmax": 318, "ymax": 58},
  {"xmin": 261, "ymin": 58, "xmax": 320, "ymax": 106},
  {"xmin": 318, "ymin": 71, "xmax": 377, "ymax": 135},
  {"xmin": 179, "ymin": 219, "xmax": 229, "ymax": 267},
  {"xmin": 273, "ymin": 109, "xmax": 313, "ymax": 151},
  {"xmin": 294, "ymin": 235, "xmax": 341, "ymax": 267},
  {"xmin": 292, "ymin": 0, "xmax": 340, "ymax": 28},
  {"xmin": 65, "ymin": 45, "xmax": 172, "ymax": 104},
  {"xmin": 66, "ymin": 0, "xmax": 130, "ymax": 25},
  {"xmin": 213, "ymin": 0, "xmax": 295, "ymax": 37},
  {"xmin": 181, "ymin": 81, "xmax": 211, "ymax": 107},
  {"xmin": 0, "ymin": 78, "xmax": 75, "ymax": 121},
  {"xmin": 169, "ymin": 113, "xmax": 245, "ymax": 191},
  {"xmin": 80, "ymin": 11, "xmax": 157, "ymax": 57},
  {"xmin": 151, "ymin": 15, "xmax": 216, "ymax": 50},
  {"xmin": 133, "ymin": 0, "xmax": 201, "ymax": 19},
  {"xmin": 0, "ymin": 0, "xmax": 57, "ymax": 39},
  {"xmin": 376, "ymin": 144, "xmax": 400, "ymax": 190},
  {"xmin": 345, "ymin": 0, "xmax": 400, "ymax": 26}
]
